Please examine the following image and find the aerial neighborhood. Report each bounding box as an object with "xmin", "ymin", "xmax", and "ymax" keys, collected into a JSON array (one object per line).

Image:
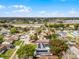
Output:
[{"xmin": 0, "ymin": 18, "xmax": 79, "ymax": 59}]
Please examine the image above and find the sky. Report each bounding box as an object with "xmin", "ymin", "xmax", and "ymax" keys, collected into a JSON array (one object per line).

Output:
[{"xmin": 0, "ymin": 0, "xmax": 79, "ymax": 17}]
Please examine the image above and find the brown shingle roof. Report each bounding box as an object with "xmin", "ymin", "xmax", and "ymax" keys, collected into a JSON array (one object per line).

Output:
[{"xmin": 0, "ymin": 44, "xmax": 7, "ymax": 50}]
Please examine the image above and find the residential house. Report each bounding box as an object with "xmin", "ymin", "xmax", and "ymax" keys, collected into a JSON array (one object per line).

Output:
[
  {"xmin": 34, "ymin": 38, "xmax": 51, "ymax": 57},
  {"xmin": 71, "ymin": 31, "xmax": 79, "ymax": 44},
  {"xmin": 4, "ymin": 35, "xmax": 19, "ymax": 44},
  {"xmin": 0, "ymin": 44, "xmax": 14, "ymax": 54},
  {"xmin": 58, "ymin": 31, "xmax": 67, "ymax": 38},
  {"xmin": 0, "ymin": 44, "xmax": 7, "ymax": 54},
  {"xmin": 0, "ymin": 28, "xmax": 10, "ymax": 35},
  {"xmin": 20, "ymin": 34, "xmax": 30, "ymax": 44}
]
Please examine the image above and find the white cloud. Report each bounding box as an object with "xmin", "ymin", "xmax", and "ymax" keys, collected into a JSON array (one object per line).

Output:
[
  {"xmin": 68, "ymin": 8, "xmax": 78, "ymax": 17},
  {"xmin": 0, "ymin": 5, "xmax": 32, "ymax": 17},
  {"xmin": 50, "ymin": 11, "xmax": 64, "ymax": 17},
  {"xmin": 69, "ymin": 9, "xmax": 76, "ymax": 14},
  {"xmin": 36, "ymin": 11, "xmax": 65, "ymax": 17},
  {"xmin": 0, "ymin": 5, "xmax": 79, "ymax": 17},
  {"xmin": 39, "ymin": 10, "xmax": 46, "ymax": 14},
  {"xmin": 0, "ymin": 5, "xmax": 5, "ymax": 9},
  {"xmin": 10, "ymin": 5, "xmax": 32, "ymax": 13},
  {"xmin": 10, "ymin": 5, "xmax": 27, "ymax": 9}
]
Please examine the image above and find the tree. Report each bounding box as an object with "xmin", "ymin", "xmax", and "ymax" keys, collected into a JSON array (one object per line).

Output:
[
  {"xmin": 10, "ymin": 27, "xmax": 18, "ymax": 34},
  {"xmin": 44, "ymin": 22, "xmax": 48, "ymax": 27},
  {"xmin": 23, "ymin": 28, "xmax": 30, "ymax": 32},
  {"xmin": 36, "ymin": 28, "xmax": 42, "ymax": 35},
  {"xmin": 0, "ymin": 35, "xmax": 4, "ymax": 43},
  {"xmin": 74, "ymin": 24, "xmax": 79, "ymax": 30},
  {"xmin": 53, "ymin": 24, "xmax": 59, "ymax": 28},
  {"xmin": 30, "ymin": 33, "xmax": 38, "ymax": 41},
  {"xmin": 17, "ymin": 44, "xmax": 36, "ymax": 59},
  {"xmin": 49, "ymin": 39, "xmax": 68, "ymax": 56},
  {"xmin": 65, "ymin": 24, "xmax": 70, "ymax": 28},
  {"xmin": 45, "ymin": 34, "xmax": 58, "ymax": 40},
  {"xmin": 51, "ymin": 34, "xmax": 59, "ymax": 39},
  {"xmin": 49, "ymin": 28, "xmax": 55, "ymax": 33},
  {"xmin": 48, "ymin": 24, "xmax": 54, "ymax": 28},
  {"xmin": 2, "ymin": 24, "xmax": 8, "ymax": 28},
  {"xmin": 58, "ymin": 23, "xmax": 64, "ymax": 28}
]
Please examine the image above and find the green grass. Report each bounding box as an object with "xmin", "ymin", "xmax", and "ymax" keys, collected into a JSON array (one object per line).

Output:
[
  {"xmin": 0, "ymin": 49, "xmax": 15, "ymax": 59},
  {"xmin": 13, "ymin": 40, "xmax": 22, "ymax": 46}
]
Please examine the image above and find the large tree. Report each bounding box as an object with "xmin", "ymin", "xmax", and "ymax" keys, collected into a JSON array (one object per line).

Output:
[
  {"xmin": 10, "ymin": 27, "xmax": 19, "ymax": 34},
  {"xmin": 74, "ymin": 24, "xmax": 79, "ymax": 30},
  {"xmin": 49, "ymin": 39, "xmax": 68, "ymax": 56},
  {"xmin": 30, "ymin": 33, "xmax": 38, "ymax": 41},
  {"xmin": 0, "ymin": 34, "xmax": 4, "ymax": 43},
  {"xmin": 17, "ymin": 44, "xmax": 36, "ymax": 59},
  {"xmin": 45, "ymin": 34, "xmax": 58, "ymax": 40}
]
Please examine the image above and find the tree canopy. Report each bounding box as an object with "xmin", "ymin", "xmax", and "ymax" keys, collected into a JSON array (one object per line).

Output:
[
  {"xmin": 49, "ymin": 39, "xmax": 68, "ymax": 56},
  {"xmin": 10, "ymin": 27, "xmax": 18, "ymax": 34},
  {"xmin": 0, "ymin": 34, "xmax": 4, "ymax": 43},
  {"xmin": 74, "ymin": 24, "xmax": 79, "ymax": 30},
  {"xmin": 45, "ymin": 33, "xmax": 58, "ymax": 40},
  {"xmin": 30, "ymin": 33, "xmax": 38, "ymax": 41},
  {"xmin": 17, "ymin": 44, "xmax": 36, "ymax": 58}
]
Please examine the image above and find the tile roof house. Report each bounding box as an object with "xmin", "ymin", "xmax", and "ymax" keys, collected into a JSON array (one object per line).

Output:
[
  {"xmin": 58, "ymin": 31, "xmax": 67, "ymax": 38},
  {"xmin": 4, "ymin": 35, "xmax": 19, "ymax": 44},
  {"xmin": 0, "ymin": 44, "xmax": 14, "ymax": 54},
  {"xmin": 0, "ymin": 44, "xmax": 7, "ymax": 54},
  {"xmin": 0, "ymin": 28, "xmax": 10, "ymax": 35},
  {"xmin": 20, "ymin": 34, "xmax": 30, "ymax": 44}
]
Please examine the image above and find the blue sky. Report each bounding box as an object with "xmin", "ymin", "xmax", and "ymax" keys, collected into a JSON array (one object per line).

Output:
[{"xmin": 0, "ymin": 0, "xmax": 79, "ymax": 17}]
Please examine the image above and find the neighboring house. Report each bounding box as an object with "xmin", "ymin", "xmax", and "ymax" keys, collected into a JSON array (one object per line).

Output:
[
  {"xmin": 34, "ymin": 39, "xmax": 51, "ymax": 57},
  {"xmin": 2, "ymin": 42, "xmax": 14, "ymax": 49},
  {"xmin": 71, "ymin": 31, "xmax": 79, "ymax": 37},
  {"xmin": 70, "ymin": 31, "xmax": 79, "ymax": 44},
  {"xmin": 0, "ymin": 44, "xmax": 14, "ymax": 54},
  {"xmin": 2, "ymin": 41, "xmax": 10, "ymax": 44},
  {"xmin": 0, "ymin": 44, "xmax": 7, "ymax": 54},
  {"xmin": 11, "ymin": 35, "xmax": 19, "ymax": 40},
  {"xmin": 20, "ymin": 35, "xmax": 30, "ymax": 44},
  {"xmin": 64, "ymin": 20, "xmax": 79, "ymax": 24},
  {"xmin": 0, "ymin": 28, "xmax": 10, "ymax": 35},
  {"xmin": 5, "ymin": 44, "xmax": 14, "ymax": 49},
  {"xmin": 4, "ymin": 35, "xmax": 19, "ymax": 44},
  {"xmin": 58, "ymin": 31, "xmax": 67, "ymax": 38},
  {"xmin": 20, "ymin": 35, "xmax": 27, "ymax": 41}
]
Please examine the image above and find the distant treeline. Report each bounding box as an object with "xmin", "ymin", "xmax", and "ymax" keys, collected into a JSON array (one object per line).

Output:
[{"xmin": 0, "ymin": 17, "xmax": 79, "ymax": 23}]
